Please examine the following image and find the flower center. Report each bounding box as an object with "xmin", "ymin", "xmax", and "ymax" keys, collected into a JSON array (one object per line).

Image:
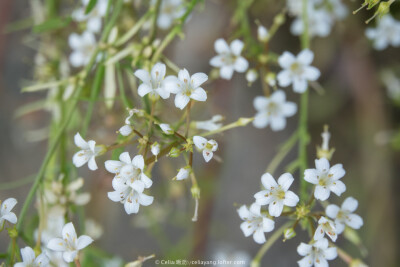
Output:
[{"xmin": 290, "ymin": 61, "xmax": 304, "ymax": 75}]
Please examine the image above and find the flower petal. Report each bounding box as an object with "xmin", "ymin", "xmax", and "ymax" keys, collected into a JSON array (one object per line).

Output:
[
  {"xmin": 134, "ymin": 69, "xmax": 151, "ymax": 84},
  {"xmin": 63, "ymin": 251, "xmax": 77, "ymax": 263},
  {"xmin": 191, "ymin": 73, "xmax": 208, "ymax": 88},
  {"xmin": 20, "ymin": 247, "xmax": 35, "ymax": 263},
  {"xmin": 190, "ymin": 88, "xmax": 207, "ymax": 102},
  {"xmin": 278, "ymin": 51, "xmax": 296, "ymax": 68},
  {"xmin": 268, "ymin": 200, "xmax": 283, "ymax": 217},
  {"xmin": 315, "ymin": 158, "xmax": 330, "ymax": 172},
  {"xmin": 278, "ymin": 173, "xmax": 294, "ymax": 191},
  {"xmin": 138, "ymin": 84, "xmax": 153, "ymax": 97},
  {"xmin": 329, "ymin": 180, "xmax": 346, "ymax": 196},
  {"xmin": 346, "ymin": 214, "xmax": 363, "ymax": 229},
  {"xmin": 193, "ymin": 136, "xmax": 207, "ymax": 149},
  {"xmin": 297, "ymin": 49, "xmax": 314, "ymax": 65},
  {"xmin": 342, "ymin": 197, "xmax": 358, "ymax": 212},
  {"xmin": 314, "ymin": 185, "xmax": 330, "ymax": 201},
  {"xmin": 283, "ymin": 191, "xmax": 299, "ymax": 207},
  {"xmin": 261, "ymin": 173, "xmax": 278, "ymax": 190},
  {"xmin": 47, "ymin": 238, "xmax": 66, "ymax": 251},
  {"xmin": 325, "ymin": 204, "xmax": 340, "ymax": 219},
  {"xmin": 138, "ymin": 193, "xmax": 154, "ymax": 206},
  {"xmin": 62, "ymin": 222, "xmax": 77, "ymax": 241},
  {"xmin": 234, "ymin": 57, "xmax": 249, "ymax": 73},
  {"xmin": 74, "ymin": 133, "xmax": 88, "ymax": 149},
  {"xmin": 175, "ymin": 93, "xmax": 190, "ymax": 109},
  {"xmin": 105, "ymin": 160, "xmax": 123, "ymax": 174},
  {"xmin": 1, "ymin": 198, "xmax": 17, "ymax": 213},
  {"xmin": 132, "ymin": 155, "xmax": 144, "ymax": 170},
  {"xmin": 214, "ymin": 38, "xmax": 230, "ymax": 54},
  {"xmin": 76, "ymin": 235, "xmax": 93, "ymax": 250},
  {"xmin": 253, "ymin": 228, "xmax": 266, "ymax": 244},
  {"xmin": 230, "ymin": 39, "xmax": 244, "ymax": 56},
  {"xmin": 220, "ymin": 66, "xmax": 234, "ymax": 80},
  {"xmin": 87, "ymin": 156, "xmax": 98, "ymax": 171}
]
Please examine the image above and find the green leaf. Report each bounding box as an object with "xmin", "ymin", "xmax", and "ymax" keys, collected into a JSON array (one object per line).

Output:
[
  {"xmin": 33, "ymin": 17, "xmax": 72, "ymax": 33},
  {"xmin": 85, "ymin": 0, "xmax": 98, "ymax": 14}
]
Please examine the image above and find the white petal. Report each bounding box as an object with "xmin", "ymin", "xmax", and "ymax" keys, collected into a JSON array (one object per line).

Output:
[
  {"xmin": 253, "ymin": 112, "xmax": 269, "ymax": 128},
  {"xmin": 278, "ymin": 51, "xmax": 296, "ymax": 68},
  {"xmin": 131, "ymin": 180, "xmax": 145, "ymax": 193},
  {"xmin": 230, "ymin": 39, "xmax": 244, "ymax": 56},
  {"xmin": 155, "ymin": 87, "xmax": 170, "ymax": 99},
  {"xmin": 329, "ymin": 164, "xmax": 346, "ymax": 180},
  {"xmin": 304, "ymin": 66, "xmax": 320, "ymax": 81},
  {"xmin": 283, "ymin": 191, "xmax": 299, "ymax": 207},
  {"xmin": 73, "ymin": 151, "xmax": 89, "ymax": 168},
  {"xmin": 253, "ymin": 228, "xmax": 266, "ymax": 244},
  {"xmin": 324, "ymin": 247, "xmax": 337, "ymax": 260},
  {"xmin": 134, "ymin": 69, "xmax": 151, "ymax": 84},
  {"xmin": 175, "ymin": 94, "xmax": 190, "ymax": 109},
  {"xmin": 240, "ymin": 221, "xmax": 255, "ymax": 237},
  {"xmin": 62, "ymin": 222, "xmax": 77, "ymax": 241},
  {"xmin": 2, "ymin": 213, "xmax": 17, "ymax": 224},
  {"xmin": 140, "ymin": 173, "xmax": 153, "ymax": 188},
  {"xmin": 297, "ymin": 256, "xmax": 313, "ymax": 267},
  {"xmin": 325, "ymin": 204, "xmax": 340, "ymax": 219},
  {"xmin": 304, "ymin": 169, "xmax": 319, "ymax": 184},
  {"xmin": 119, "ymin": 125, "xmax": 133, "ymax": 136},
  {"xmin": 87, "ymin": 17, "xmax": 102, "ymax": 33},
  {"xmin": 190, "ymin": 88, "xmax": 207, "ymax": 102},
  {"xmin": 214, "ymin": 38, "xmax": 230, "ymax": 54},
  {"xmin": 20, "ymin": 247, "xmax": 35, "ymax": 263},
  {"xmin": 35, "ymin": 253, "xmax": 50, "ymax": 266},
  {"xmin": 220, "ymin": 66, "xmax": 234, "ymax": 80},
  {"xmin": 74, "ymin": 133, "xmax": 88, "ymax": 149},
  {"xmin": 107, "ymin": 191, "xmax": 122, "ymax": 202},
  {"xmin": 193, "ymin": 136, "xmax": 207, "ymax": 149},
  {"xmin": 249, "ymin": 203, "xmax": 261, "ymax": 215},
  {"xmin": 297, "ymin": 242, "xmax": 312, "ymax": 256},
  {"xmin": 151, "ymin": 63, "xmax": 166, "ymax": 81},
  {"xmin": 191, "ymin": 72, "xmax": 208, "ymax": 88},
  {"xmin": 282, "ymin": 102, "xmax": 297, "ymax": 117},
  {"xmin": 119, "ymin": 152, "xmax": 131, "ymax": 164},
  {"xmin": 138, "ymin": 84, "xmax": 153, "ymax": 97},
  {"xmin": 132, "ymin": 155, "xmax": 144, "ymax": 170},
  {"xmin": 315, "ymin": 158, "xmax": 330, "ymax": 172},
  {"xmin": 278, "ymin": 173, "xmax": 294, "ymax": 191},
  {"xmin": 254, "ymin": 190, "xmax": 273, "ymax": 205},
  {"xmin": 202, "ymin": 150, "xmax": 214, "ymax": 162},
  {"xmin": 1, "ymin": 198, "xmax": 17, "ymax": 213},
  {"xmin": 178, "ymin": 68, "xmax": 190, "ymax": 82},
  {"xmin": 314, "ymin": 225, "xmax": 325, "ymax": 241},
  {"xmin": 105, "ymin": 160, "xmax": 123, "ymax": 174},
  {"xmin": 234, "ymin": 57, "xmax": 249, "ymax": 73},
  {"xmin": 329, "ymin": 180, "xmax": 346, "ymax": 196},
  {"xmin": 88, "ymin": 156, "xmax": 98, "ymax": 171},
  {"xmin": 270, "ymin": 90, "xmax": 286, "ymax": 103},
  {"xmin": 164, "ymin": 76, "xmax": 181, "ymax": 94},
  {"xmin": 209, "ymin": 55, "xmax": 224, "ymax": 67},
  {"xmin": 335, "ymin": 222, "xmax": 345, "ymax": 234},
  {"xmin": 277, "ymin": 70, "xmax": 292, "ymax": 87},
  {"xmin": 138, "ymin": 193, "xmax": 154, "ymax": 206},
  {"xmin": 124, "ymin": 200, "xmax": 139, "ymax": 214},
  {"xmin": 261, "ymin": 173, "xmax": 278, "ymax": 190},
  {"xmin": 63, "ymin": 251, "xmax": 77, "ymax": 263},
  {"xmin": 262, "ymin": 217, "xmax": 275, "ymax": 232},
  {"xmin": 342, "ymin": 197, "xmax": 358, "ymax": 212},
  {"xmin": 270, "ymin": 117, "xmax": 286, "ymax": 131},
  {"xmin": 47, "ymin": 238, "xmax": 66, "ymax": 251},
  {"xmin": 253, "ymin": 96, "xmax": 269, "ymax": 111},
  {"xmin": 346, "ymin": 214, "xmax": 363, "ymax": 229},
  {"xmin": 237, "ymin": 205, "xmax": 250, "ymax": 220},
  {"xmin": 314, "ymin": 257, "xmax": 328, "ymax": 267},
  {"xmin": 76, "ymin": 235, "xmax": 93, "ymax": 250},
  {"xmin": 314, "ymin": 185, "xmax": 330, "ymax": 201},
  {"xmin": 297, "ymin": 49, "xmax": 314, "ymax": 65},
  {"xmin": 70, "ymin": 51, "xmax": 85, "ymax": 67},
  {"xmin": 268, "ymin": 200, "xmax": 283, "ymax": 217},
  {"xmin": 293, "ymin": 77, "xmax": 308, "ymax": 93}
]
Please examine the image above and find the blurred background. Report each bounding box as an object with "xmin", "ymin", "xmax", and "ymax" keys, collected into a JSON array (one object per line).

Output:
[{"xmin": 0, "ymin": 0, "xmax": 399, "ymax": 266}]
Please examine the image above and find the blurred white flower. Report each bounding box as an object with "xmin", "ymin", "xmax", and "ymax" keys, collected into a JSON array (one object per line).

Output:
[
  {"xmin": 175, "ymin": 167, "xmax": 190, "ymax": 180},
  {"xmin": 210, "ymin": 39, "xmax": 249, "ymax": 80},
  {"xmin": 252, "ymin": 90, "xmax": 297, "ymax": 131},
  {"xmin": 34, "ymin": 209, "xmax": 65, "ymax": 245},
  {"xmin": 44, "ymin": 177, "xmax": 91, "ymax": 208},
  {"xmin": 14, "ymin": 246, "xmax": 49, "ymax": 267},
  {"xmin": 165, "ymin": 69, "xmax": 208, "ymax": 109},
  {"xmin": 257, "ymin": 25, "xmax": 269, "ymax": 42},
  {"xmin": 134, "ymin": 63, "xmax": 170, "ymax": 100},
  {"xmin": 254, "ymin": 173, "xmax": 299, "ymax": 217},
  {"xmin": 237, "ymin": 203, "xmax": 275, "ymax": 244},
  {"xmin": 106, "ymin": 152, "xmax": 154, "ymax": 214},
  {"xmin": 290, "ymin": 8, "xmax": 333, "ymax": 38},
  {"xmin": 314, "ymin": 216, "xmax": 337, "ymax": 242},
  {"xmin": 151, "ymin": 142, "xmax": 160, "ymax": 157},
  {"xmin": 73, "ymin": 133, "xmax": 101, "ymax": 171},
  {"xmin": 193, "ymin": 115, "xmax": 224, "ymax": 131},
  {"xmin": 297, "ymin": 238, "xmax": 337, "ymax": 267},
  {"xmin": 366, "ymin": 15, "xmax": 400, "ymax": 50},
  {"xmin": 326, "ymin": 197, "xmax": 363, "ymax": 234},
  {"xmin": 246, "ymin": 69, "xmax": 258, "ymax": 84},
  {"xmin": 159, "ymin": 123, "xmax": 174, "ymax": 135},
  {"xmin": 277, "ymin": 49, "xmax": 320, "ymax": 93},
  {"xmin": 119, "ymin": 109, "xmax": 140, "ymax": 136},
  {"xmin": 382, "ymin": 70, "xmax": 400, "ymax": 101},
  {"xmin": 155, "ymin": 0, "xmax": 186, "ymax": 30},
  {"xmin": 72, "ymin": 0, "xmax": 108, "ymax": 33},
  {"xmin": 47, "ymin": 222, "xmax": 93, "ymax": 263},
  {"xmin": 304, "ymin": 157, "xmax": 346, "ymax": 201},
  {"xmin": 193, "ymin": 136, "xmax": 218, "ymax": 162},
  {"xmin": 0, "ymin": 198, "xmax": 17, "ymax": 227},
  {"xmin": 85, "ymin": 219, "xmax": 103, "ymax": 240},
  {"xmin": 68, "ymin": 31, "xmax": 96, "ymax": 68}
]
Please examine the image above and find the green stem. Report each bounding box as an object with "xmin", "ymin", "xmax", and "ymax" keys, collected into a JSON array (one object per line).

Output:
[{"xmin": 251, "ymin": 222, "xmax": 291, "ymax": 266}]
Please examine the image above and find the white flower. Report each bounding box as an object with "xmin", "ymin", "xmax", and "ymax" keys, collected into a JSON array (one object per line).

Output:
[
  {"xmin": 193, "ymin": 136, "xmax": 218, "ymax": 162},
  {"xmin": 47, "ymin": 222, "xmax": 93, "ymax": 263},
  {"xmin": 175, "ymin": 167, "xmax": 190, "ymax": 180},
  {"xmin": 106, "ymin": 152, "xmax": 154, "ymax": 214},
  {"xmin": 155, "ymin": 0, "xmax": 186, "ymax": 30},
  {"xmin": 291, "ymin": 8, "xmax": 333, "ymax": 38},
  {"xmin": 193, "ymin": 115, "xmax": 224, "ymax": 131},
  {"xmin": 151, "ymin": 142, "xmax": 160, "ymax": 157},
  {"xmin": 314, "ymin": 216, "xmax": 337, "ymax": 242},
  {"xmin": 209, "ymin": 39, "xmax": 249, "ymax": 80},
  {"xmin": 366, "ymin": 15, "xmax": 400, "ymax": 50},
  {"xmin": 246, "ymin": 69, "xmax": 258, "ymax": 83},
  {"xmin": 237, "ymin": 203, "xmax": 275, "ymax": 244},
  {"xmin": 252, "ymin": 90, "xmax": 297, "ymax": 131},
  {"xmin": 304, "ymin": 157, "xmax": 346, "ymax": 201},
  {"xmin": 254, "ymin": 173, "xmax": 299, "ymax": 217},
  {"xmin": 134, "ymin": 63, "xmax": 170, "ymax": 100},
  {"xmin": 73, "ymin": 132, "xmax": 101, "ymax": 171},
  {"xmin": 14, "ymin": 246, "xmax": 50, "ymax": 267},
  {"xmin": 119, "ymin": 109, "xmax": 139, "ymax": 136},
  {"xmin": 34, "ymin": 209, "xmax": 65, "ymax": 245},
  {"xmin": 0, "ymin": 198, "xmax": 17, "ymax": 227},
  {"xmin": 326, "ymin": 197, "xmax": 363, "ymax": 234},
  {"xmin": 44, "ymin": 177, "xmax": 91, "ymax": 207},
  {"xmin": 257, "ymin": 25, "xmax": 269, "ymax": 42},
  {"xmin": 159, "ymin": 123, "xmax": 174, "ymax": 135},
  {"xmin": 72, "ymin": 0, "xmax": 108, "ymax": 33},
  {"xmin": 165, "ymin": 69, "xmax": 208, "ymax": 109},
  {"xmin": 68, "ymin": 31, "xmax": 96, "ymax": 68},
  {"xmin": 297, "ymin": 238, "xmax": 337, "ymax": 267},
  {"xmin": 277, "ymin": 49, "xmax": 320, "ymax": 93},
  {"xmin": 85, "ymin": 219, "xmax": 103, "ymax": 240}
]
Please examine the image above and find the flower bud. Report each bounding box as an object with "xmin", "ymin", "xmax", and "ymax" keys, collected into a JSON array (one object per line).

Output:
[
  {"xmin": 257, "ymin": 25, "xmax": 269, "ymax": 42},
  {"xmin": 168, "ymin": 147, "xmax": 181, "ymax": 158},
  {"xmin": 246, "ymin": 69, "xmax": 258, "ymax": 84},
  {"xmin": 283, "ymin": 228, "xmax": 296, "ymax": 241}
]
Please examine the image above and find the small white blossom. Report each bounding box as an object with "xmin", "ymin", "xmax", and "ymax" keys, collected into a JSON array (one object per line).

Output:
[
  {"xmin": 291, "ymin": 8, "xmax": 333, "ymax": 38},
  {"xmin": 165, "ymin": 69, "xmax": 208, "ymax": 109},
  {"xmin": 326, "ymin": 197, "xmax": 363, "ymax": 234},
  {"xmin": 252, "ymin": 90, "xmax": 297, "ymax": 131},
  {"xmin": 151, "ymin": 142, "xmax": 160, "ymax": 157},
  {"xmin": 68, "ymin": 31, "xmax": 96, "ymax": 68},
  {"xmin": 44, "ymin": 177, "xmax": 91, "ymax": 208},
  {"xmin": 119, "ymin": 109, "xmax": 139, "ymax": 136},
  {"xmin": 314, "ymin": 216, "xmax": 337, "ymax": 242},
  {"xmin": 193, "ymin": 115, "xmax": 224, "ymax": 131},
  {"xmin": 134, "ymin": 63, "xmax": 170, "ymax": 100},
  {"xmin": 159, "ymin": 123, "xmax": 174, "ymax": 135},
  {"xmin": 47, "ymin": 222, "xmax": 93, "ymax": 263},
  {"xmin": 175, "ymin": 167, "xmax": 190, "ymax": 181},
  {"xmin": 297, "ymin": 238, "xmax": 337, "ymax": 267},
  {"xmin": 237, "ymin": 203, "xmax": 275, "ymax": 244},
  {"xmin": 155, "ymin": 0, "xmax": 186, "ymax": 30},
  {"xmin": 14, "ymin": 246, "xmax": 50, "ymax": 267},
  {"xmin": 209, "ymin": 39, "xmax": 249, "ymax": 80},
  {"xmin": 193, "ymin": 136, "xmax": 218, "ymax": 162},
  {"xmin": 366, "ymin": 15, "xmax": 400, "ymax": 50},
  {"xmin": 106, "ymin": 152, "xmax": 154, "ymax": 214},
  {"xmin": 73, "ymin": 133, "xmax": 101, "ymax": 171},
  {"xmin": 277, "ymin": 49, "xmax": 320, "ymax": 93},
  {"xmin": 254, "ymin": 173, "xmax": 299, "ymax": 217},
  {"xmin": 246, "ymin": 69, "xmax": 258, "ymax": 84},
  {"xmin": 304, "ymin": 157, "xmax": 346, "ymax": 201},
  {"xmin": 0, "ymin": 198, "xmax": 17, "ymax": 227},
  {"xmin": 257, "ymin": 25, "xmax": 269, "ymax": 42},
  {"xmin": 72, "ymin": 0, "xmax": 108, "ymax": 33}
]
